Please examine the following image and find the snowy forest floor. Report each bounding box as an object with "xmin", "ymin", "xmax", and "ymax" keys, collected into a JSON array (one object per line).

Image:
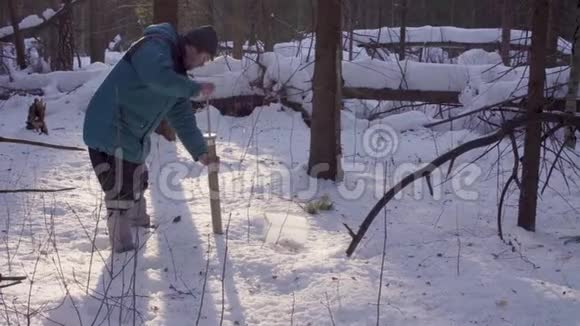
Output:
[{"xmin": 1, "ymin": 66, "xmax": 580, "ymax": 326}]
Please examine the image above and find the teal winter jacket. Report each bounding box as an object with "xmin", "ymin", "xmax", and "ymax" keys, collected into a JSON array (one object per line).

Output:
[{"xmin": 83, "ymin": 23, "xmax": 207, "ymax": 164}]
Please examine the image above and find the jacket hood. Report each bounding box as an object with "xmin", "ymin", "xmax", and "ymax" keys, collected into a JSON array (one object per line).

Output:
[{"xmin": 143, "ymin": 23, "xmax": 179, "ymax": 44}]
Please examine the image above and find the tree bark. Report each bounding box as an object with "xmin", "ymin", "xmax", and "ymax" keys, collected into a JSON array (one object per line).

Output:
[
  {"xmin": 348, "ymin": 0, "xmax": 357, "ymax": 61},
  {"xmin": 398, "ymin": 0, "xmax": 408, "ymax": 60},
  {"xmin": 517, "ymin": 0, "xmax": 549, "ymax": 232},
  {"xmin": 89, "ymin": 0, "xmax": 105, "ymax": 63},
  {"xmin": 52, "ymin": 0, "xmax": 74, "ymax": 71},
  {"xmin": 232, "ymin": 0, "xmax": 244, "ymax": 59},
  {"xmin": 308, "ymin": 0, "xmax": 343, "ymax": 181},
  {"xmin": 546, "ymin": 0, "xmax": 561, "ymax": 67},
  {"xmin": 153, "ymin": 0, "xmax": 178, "ymax": 27},
  {"xmin": 422, "ymin": 0, "xmax": 429, "ymax": 24},
  {"xmin": 450, "ymin": 0, "xmax": 456, "ymax": 26},
  {"xmin": 501, "ymin": 0, "xmax": 514, "ymax": 66},
  {"xmin": 259, "ymin": 0, "xmax": 274, "ymax": 51},
  {"xmin": 564, "ymin": 1, "xmax": 580, "ymax": 148},
  {"xmin": 7, "ymin": 0, "xmax": 26, "ymax": 69},
  {"xmin": 153, "ymin": 0, "xmax": 179, "ymax": 141},
  {"xmin": 248, "ymin": 0, "xmax": 258, "ymax": 46}
]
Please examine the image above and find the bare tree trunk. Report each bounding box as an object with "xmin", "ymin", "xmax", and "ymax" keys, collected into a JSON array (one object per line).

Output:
[
  {"xmin": 391, "ymin": 0, "xmax": 396, "ymax": 26},
  {"xmin": 153, "ymin": 0, "xmax": 178, "ymax": 141},
  {"xmin": 232, "ymin": 0, "xmax": 244, "ymax": 59},
  {"xmin": 363, "ymin": 0, "xmax": 372, "ymax": 28},
  {"xmin": 517, "ymin": 0, "xmax": 549, "ymax": 232},
  {"xmin": 154, "ymin": 0, "xmax": 178, "ymax": 27},
  {"xmin": 398, "ymin": 0, "xmax": 408, "ymax": 60},
  {"xmin": 52, "ymin": 0, "xmax": 74, "ymax": 71},
  {"xmin": 89, "ymin": 0, "xmax": 105, "ymax": 63},
  {"xmin": 348, "ymin": 0, "xmax": 356, "ymax": 61},
  {"xmin": 565, "ymin": 2, "xmax": 580, "ymax": 149},
  {"xmin": 7, "ymin": 0, "xmax": 26, "ymax": 69},
  {"xmin": 259, "ymin": 0, "xmax": 274, "ymax": 52},
  {"xmin": 501, "ymin": 0, "xmax": 514, "ymax": 66},
  {"xmin": 450, "ymin": 0, "xmax": 456, "ymax": 26},
  {"xmin": 546, "ymin": 0, "xmax": 561, "ymax": 67},
  {"xmin": 309, "ymin": 0, "xmax": 343, "ymax": 181},
  {"xmin": 422, "ymin": 0, "xmax": 429, "ymax": 25},
  {"xmin": 248, "ymin": 0, "xmax": 258, "ymax": 46}
]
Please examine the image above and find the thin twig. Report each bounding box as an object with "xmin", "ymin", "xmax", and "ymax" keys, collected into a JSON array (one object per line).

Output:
[
  {"xmin": 376, "ymin": 160, "xmax": 388, "ymax": 326},
  {"xmin": 195, "ymin": 235, "xmax": 211, "ymax": 326},
  {"xmin": 219, "ymin": 213, "xmax": 233, "ymax": 326},
  {"xmin": 0, "ymin": 136, "xmax": 85, "ymax": 151},
  {"xmin": 290, "ymin": 291, "xmax": 296, "ymax": 326},
  {"xmin": 323, "ymin": 292, "xmax": 336, "ymax": 326},
  {"xmin": 0, "ymin": 188, "xmax": 76, "ymax": 194}
]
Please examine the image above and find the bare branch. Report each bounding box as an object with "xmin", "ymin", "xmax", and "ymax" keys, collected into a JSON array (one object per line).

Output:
[
  {"xmin": 0, "ymin": 188, "xmax": 75, "ymax": 194},
  {"xmin": 0, "ymin": 137, "xmax": 85, "ymax": 151}
]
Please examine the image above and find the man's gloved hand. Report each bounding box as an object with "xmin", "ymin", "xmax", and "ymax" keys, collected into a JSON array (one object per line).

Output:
[
  {"xmin": 199, "ymin": 82, "xmax": 215, "ymax": 97},
  {"xmin": 198, "ymin": 153, "xmax": 220, "ymax": 167}
]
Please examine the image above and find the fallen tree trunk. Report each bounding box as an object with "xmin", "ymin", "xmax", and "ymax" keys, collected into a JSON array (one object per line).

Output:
[
  {"xmin": 0, "ymin": 187, "xmax": 76, "ymax": 194},
  {"xmin": 0, "ymin": 86, "xmax": 44, "ymax": 100},
  {"xmin": 343, "ymin": 87, "xmax": 460, "ymax": 104},
  {"xmin": 360, "ymin": 41, "xmax": 532, "ymax": 52},
  {"xmin": 0, "ymin": 136, "xmax": 84, "ymax": 151},
  {"xmin": 192, "ymin": 96, "xmax": 312, "ymax": 126}
]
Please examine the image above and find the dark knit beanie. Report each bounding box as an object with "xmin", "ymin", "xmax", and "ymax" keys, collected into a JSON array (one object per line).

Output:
[{"xmin": 182, "ymin": 25, "xmax": 218, "ymax": 57}]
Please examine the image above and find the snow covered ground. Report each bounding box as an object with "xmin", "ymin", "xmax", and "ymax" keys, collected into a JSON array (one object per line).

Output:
[{"xmin": 1, "ymin": 58, "xmax": 580, "ymax": 326}]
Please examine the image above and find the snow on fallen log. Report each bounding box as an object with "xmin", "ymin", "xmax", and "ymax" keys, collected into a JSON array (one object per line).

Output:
[
  {"xmin": 460, "ymin": 66, "xmax": 571, "ymax": 110},
  {"xmin": 191, "ymin": 53, "xmax": 574, "ymax": 109},
  {"xmin": 0, "ymin": 63, "xmax": 110, "ymax": 96},
  {"xmin": 0, "ymin": 1, "xmax": 84, "ymax": 43},
  {"xmin": 0, "ymin": 10, "xmax": 55, "ymax": 39},
  {"xmin": 342, "ymin": 59, "xmax": 478, "ymax": 92},
  {"xmin": 195, "ymin": 54, "xmax": 479, "ymax": 101},
  {"xmin": 192, "ymin": 53, "xmax": 312, "ymax": 105},
  {"xmin": 351, "ymin": 26, "xmax": 572, "ymax": 55}
]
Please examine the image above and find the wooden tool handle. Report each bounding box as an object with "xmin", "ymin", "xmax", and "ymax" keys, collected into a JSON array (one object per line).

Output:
[{"xmin": 206, "ymin": 136, "xmax": 222, "ymax": 234}]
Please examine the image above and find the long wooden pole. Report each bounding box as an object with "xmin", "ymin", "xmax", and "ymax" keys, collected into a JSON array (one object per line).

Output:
[{"xmin": 205, "ymin": 100, "xmax": 223, "ymax": 234}]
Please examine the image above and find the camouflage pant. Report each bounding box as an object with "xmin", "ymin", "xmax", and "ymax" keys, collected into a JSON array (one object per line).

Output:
[{"xmin": 88, "ymin": 148, "xmax": 148, "ymax": 211}]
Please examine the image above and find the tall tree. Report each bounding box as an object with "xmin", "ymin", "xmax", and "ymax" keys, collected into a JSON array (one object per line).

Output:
[
  {"xmin": 231, "ymin": 0, "xmax": 244, "ymax": 59},
  {"xmin": 564, "ymin": 2, "xmax": 580, "ymax": 149},
  {"xmin": 308, "ymin": 0, "xmax": 343, "ymax": 181},
  {"xmin": 153, "ymin": 0, "xmax": 178, "ymax": 142},
  {"xmin": 7, "ymin": 0, "xmax": 26, "ymax": 69},
  {"xmin": 517, "ymin": 0, "xmax": 549, "ymax": 232},
  {"xmin": 153, "ymin": 0, "xmax": 178, "ymax": 27},
  {"xmin": 422, "ymin": 0, "xmax": 429, "ymax": 25},
  {"xmin": 89, "ymin": 0, "xmax": 105, "ymax": 63},
  {"xmin": 450, "ymin": 0, "xmax": 456, "ymax": 26},
  {"xmin": 546, "ymin": 0, "xmax": 561, "ymax": 67},
  {"xmin": 259, "ymin": 0, "xmax": 274, "ymax": 51},
  {"xmin": 348, "ymin": 0, "xmax": 357, "ymax": 61},
  {"xmin": 398, "ymin": 0, "xmax": 408, "ymax": 60},
  {"xmin": 500, "ymin": 0, "xmax": 514, "ymax": 66},
  {"xmin": 52, "ymin": 0, "xmax": 74, "ymax": 71},
  {"xmin": 248, "ymin": 0, "xmax": 258, "ymax": 46}
]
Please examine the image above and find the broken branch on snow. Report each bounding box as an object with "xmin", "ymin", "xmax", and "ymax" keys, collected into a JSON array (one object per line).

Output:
[{"xmin": 345, "ymin": 112, "xmax": 580, "ymax": 257}]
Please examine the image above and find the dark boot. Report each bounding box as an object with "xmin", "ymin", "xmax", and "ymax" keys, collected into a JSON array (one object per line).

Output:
[
  {"xmin": 107, "ymin": 210, "xmax": 135, "ymax": 253},
  {"xmin": 129, "ymin": 197, "xmax": 151, "ymax": 227}
]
